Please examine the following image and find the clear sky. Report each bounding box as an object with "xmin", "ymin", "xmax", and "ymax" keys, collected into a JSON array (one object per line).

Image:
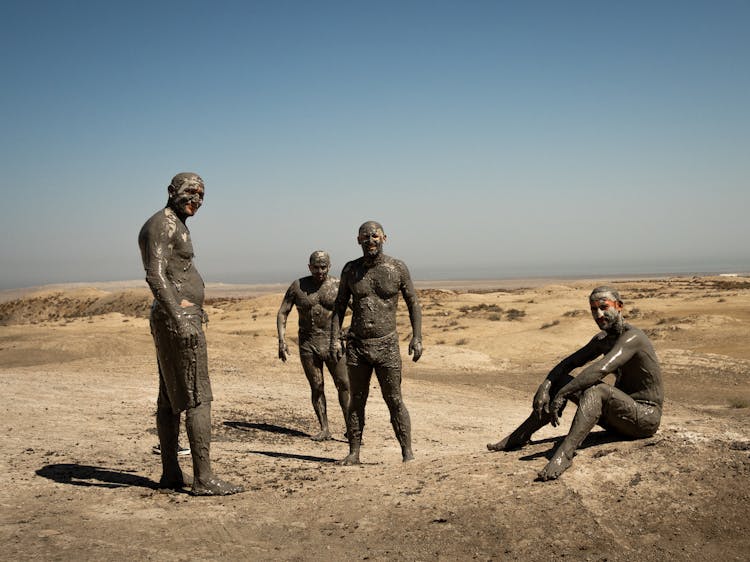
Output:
[{"xmin": 2, "ymin": 1, "xmax": 748, "ymax": 289}]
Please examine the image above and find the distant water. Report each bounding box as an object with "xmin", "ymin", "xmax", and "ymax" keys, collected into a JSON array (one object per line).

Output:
[{"xmin": 2, "ymin": 260, "xmax": 747, "ymax": 294}]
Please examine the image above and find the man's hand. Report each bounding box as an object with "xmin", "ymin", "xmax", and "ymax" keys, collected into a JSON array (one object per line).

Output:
[
  {"xmin": 331, "ymin": 338, "xmax": 344, "ymax": 363},
  {"xmin": 176, "ymin": 315, "xmax": 201, "ymax": 349},
  {"xmin": 549, "ymin": 394, "xmax": 566, "ymax": 427},
  {"xmin": 408, "ymin": 337, "xmax": 423, "ymax": 362},
  {"xmin": 533, "ymin": 381, "xmax": 551, "ymax": 418},
  {"xmin": 278, "ymin": 340, "xmax": 288, "ymax": 362}
]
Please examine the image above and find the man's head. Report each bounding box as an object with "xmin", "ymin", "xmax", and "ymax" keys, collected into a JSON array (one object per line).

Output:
[
  {"xmin": 168, "ymin": 172, "xmax": 204, "ymax": 217},
  {"xmin": 589, "ymin": 286, "xmax": 623, "ymax": 331},
  {"xmin": 357, "ymin": 221, "xmax": 386, "ymax": 259},
  {"xmin": 308, "ymin": 251, "xmax": 331, "ymax": 282}
]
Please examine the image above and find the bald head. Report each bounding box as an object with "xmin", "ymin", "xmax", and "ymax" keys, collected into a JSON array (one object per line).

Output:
[
  {"xmin": 358, "ymin": 221, "xmax": 385, "ymax": 237},
  {"xmin": 357, "ymin": 221, "xmax": 387, "ymax": 259},
  {"xmin": 169, "ymin": 172, "xmax": 204, "ymax": 191},
  {"xmin": 589, "ymin": 286, "xmax": 623, "ymax": 305},
  {"xmin": 167, "ymin": 172, "xmax": 204, "ymax": 217},
  {"xmin": 308, "ymin": 250, "xmax": 331, "ymax": 282},
  {"xmin": 309, "ymin": 250, "xmax": 330, "ymax": 265}
]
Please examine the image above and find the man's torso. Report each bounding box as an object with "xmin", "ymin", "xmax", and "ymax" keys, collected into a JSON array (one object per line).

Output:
[
  {"xmin": 293, "ymin": 276, "xmax": 338, "ymax": 340},
  {"xmin": 140, "ymin": 207, "xmax": 205, "ymax": 308},
  {"xmin": 345, "ymin": 255, "xmax": 404, "ymax": 339},
  {"xmin": 597, "ymin": 324, "xmax": 663, "ymax": 406}
]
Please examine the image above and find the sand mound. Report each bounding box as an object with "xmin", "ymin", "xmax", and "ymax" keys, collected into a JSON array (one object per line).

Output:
[{"xmin": 0, "ymin": 288, "xmax": 153, "ymax": 325}]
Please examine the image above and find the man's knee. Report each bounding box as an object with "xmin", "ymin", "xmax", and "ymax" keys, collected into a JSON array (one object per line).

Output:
[{"xmin": 578, "ymin": 385, "xmax": 606, "ymax": 418}]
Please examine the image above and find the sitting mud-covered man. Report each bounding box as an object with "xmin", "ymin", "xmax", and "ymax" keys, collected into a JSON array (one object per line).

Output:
[{"xmin": 487, "ymin": 286, "xmax": 663, "ymax": 481}]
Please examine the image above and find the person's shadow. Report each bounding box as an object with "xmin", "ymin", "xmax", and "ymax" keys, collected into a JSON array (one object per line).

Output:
[
  {"xmin": 222, "ymin": 421, "xmax": 310, "ymax": 437},
  {"xmin": 36, "ymin": 464, "xmax": 156, "ymax": 489},
  {"xmin": 222, "ymin": 421, "xmax": 342, "ymax": 463},
  {"xmin": 518, "ymin": 430, "xmax": 625, "ymax": 461}
]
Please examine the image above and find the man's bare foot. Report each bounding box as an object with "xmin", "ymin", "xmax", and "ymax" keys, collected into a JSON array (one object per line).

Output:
[
  {"xmin": 191, "ymin": 476, "xmax": 244, "ymax": 496},
  {"xmin": 310, "ymin": 429, "xmax": 332, "ymax": 442},
  {"xmin": 158, "ymin": 472, "xmax": 190, "ymax": 490},
  {"xmin": 339, "ymin": 453, "xmax": 360, "ymax": 465},
  {"xmin": 486, "ymin": 435, "xmax": 527, "ymax": 452},
  {"xmin": 536, "ymin": 450, "xmax": 574, "ymax": 481}
]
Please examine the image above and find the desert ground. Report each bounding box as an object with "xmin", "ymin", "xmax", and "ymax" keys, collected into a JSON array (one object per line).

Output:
[{"xmin": 1, "ymin": 276, "xmax": 749, "ymax": 561}]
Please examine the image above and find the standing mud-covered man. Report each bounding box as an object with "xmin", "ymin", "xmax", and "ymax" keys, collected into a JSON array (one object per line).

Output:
[
  {"xmin": 277, "ymin": 251, "xmax": 350, "ymax": 441},
  {"xmin": 331, "ymin": 221, "xmax": 423, "ymax": 464},
  {"xmin": 138, "ymin": 172, "xmax": 243, "ymax": 496},
  {"xmin": 487, "ymin": 286, "xmax": 663, "ymax": 480}
]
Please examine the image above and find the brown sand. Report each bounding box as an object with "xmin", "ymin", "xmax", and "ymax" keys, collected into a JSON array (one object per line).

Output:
[{"xmin": 1, "ymin": 276, "xmax": 748, "ymax": 560}]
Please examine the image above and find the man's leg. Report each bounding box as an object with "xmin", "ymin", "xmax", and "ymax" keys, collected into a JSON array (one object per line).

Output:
[
  {"xmin": 325, "ymin": 354, "xmax": 351, "ymax": 431},
  {"xmin": 300, "ymin": 353, "xmax": 330, "ymax": 441},
  {"xmin": 487, "ymin": 375, "xmax": 573, "ymax": 452},
  {"xmin": 340, "ymin": 364, "xmax": 372, "ymax": 465},
  {"xmin": 487, "ymin": 411, "xmax": 551, "ymax": 452},
  {"xmin": 375, "ymin": 365, "xmax": 414, "ymax": 462},
  {"xmin": 156, "ymin": 368, "xmax": 186, "ymax": 489},
  {"xmin": 537, "ymin": 384, "xmax": 609, "ymax": 481},
  {"xmin": 185, "ymin": 402, "xmax": 244, "ymax": 495}
]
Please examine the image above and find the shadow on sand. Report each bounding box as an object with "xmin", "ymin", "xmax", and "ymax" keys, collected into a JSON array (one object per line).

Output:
[
  {"xmin": 247, "ymin": 450, "xmax": 339, "ymax": 463},
  {"xmin": 518, "ymin": 430, "xmax": 627, "ymax": 461},
  {"xmin": 36, "ymin": 464, "xmax": 156, "ymax": 489},
  {"xmin": 223, "ymin": 420, "xmax": 310, "ymax": 438}
]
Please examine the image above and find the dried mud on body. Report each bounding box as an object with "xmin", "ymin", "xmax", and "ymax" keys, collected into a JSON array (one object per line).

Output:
[{"xmin": 1, "ymin": 276, "xmax": 749, "ymax": 560}]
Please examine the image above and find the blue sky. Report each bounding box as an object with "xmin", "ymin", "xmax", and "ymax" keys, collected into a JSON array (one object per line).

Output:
[{"xmin": 1, "ymin": 1, "xmax": 748, "ymax": 289}]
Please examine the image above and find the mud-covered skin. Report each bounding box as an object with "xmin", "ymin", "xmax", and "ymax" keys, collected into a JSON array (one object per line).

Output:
[
  {"xmin": 139, "ymin": 173, "xmax": 243, "ymax": 496},
  {"xmin": 277, "ymin": 252, "xmax": 350, "ymax": 441},
  {"xmin": 487, "ymin": 286, "xmax": 663, "ymax": 481},
  {"xmin": 331, "ymin": 222, "xmax": 422, "ymax": 464}
]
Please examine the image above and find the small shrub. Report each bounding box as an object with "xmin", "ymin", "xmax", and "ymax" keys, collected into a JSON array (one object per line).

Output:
[
  {"xmin": 728, "ymin": 397, "xmax": 749, "ymax": 409},
  {"xmin": 540, "ymin": 320, "xmax": 560, "ymax": 330},
  {"xmin": 456, "ymin": 338, "xmax": 468, "ymax": 346},
  {"xmin": 563, "ymin": 309, "xmax": 586, "ymax": 317},
  {"xmin": 488, "ymin": 313, "xmax": 502, "ymax": 321},
  {"xmin": 506, "ymin": 308, "xmax": 526, "ymax": 321}
]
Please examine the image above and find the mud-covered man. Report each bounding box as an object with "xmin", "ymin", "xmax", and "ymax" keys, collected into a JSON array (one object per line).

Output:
[
  {"xmin": 138, "ymin": 172, "xmax": 243, "ymax": 495},
  {"xmin": 487, "ymin": 286, "xmax": 663, "ymax": 480},
  {"xmin": 331, "ymin": 221, "xmax": 423, "ymax": 464},
  {"xmin": 277, "ymin": 251, "xmax": 350, "ymax": 441}
]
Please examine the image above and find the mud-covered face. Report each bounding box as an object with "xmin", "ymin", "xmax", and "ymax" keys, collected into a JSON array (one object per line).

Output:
[
  {"xmin": 590, "ymin": 298, "xmax": 622, "ymax": 331},
  {"xmin": 308, "ymin": 257, "xmax": 330, "ymax": 282},
  {"xmin": 169, "ymin": 178, "xmax": 204, "ymax": 217},
  {"xmin": 357, "ymin": 224, "xmax": 386, "ymax": 259}
]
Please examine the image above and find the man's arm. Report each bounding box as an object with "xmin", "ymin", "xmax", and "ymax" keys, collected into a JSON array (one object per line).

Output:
[
  {"xmin": 138, "ymin": 217, "xmax": 183, "ymax": 324},
  {"xmin": 276, "ymin": 283, "xmax": 296, "ymax": 362},
  {"xmin": 330, "ymin": 264, "xmax": 353, "ymax": 360},
  {"xmin": 398, "ymin": 261, "xmax": 422, "ymax": 362},
  {"xmin": 555, "ymin": 331, "xmax": 640, "ymax": 399},
  {"xmin": 533, "ymin": 335, "xmax": 604, "ymax": 417}
]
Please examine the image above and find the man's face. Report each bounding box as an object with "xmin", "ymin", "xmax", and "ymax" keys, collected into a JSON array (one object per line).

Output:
[
  {"xmin": 308, "ymin": 257, "xmax": 330, "ymax": 282},
  {"xmin": 357, "ymin": 224, "xmax": 385, "ymax": 258},
  {"xmin": 170, "ymin": 179, "xmax": 204, "ymax": 217},
  {"xmin": 589, "ymin": 298, "xmax": 622, "ymax": 331}
]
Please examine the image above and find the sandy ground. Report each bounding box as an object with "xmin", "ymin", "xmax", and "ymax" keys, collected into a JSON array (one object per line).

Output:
[{"xmin": 1, "ymin": 276, "xmax": 749, "ymax": 560}]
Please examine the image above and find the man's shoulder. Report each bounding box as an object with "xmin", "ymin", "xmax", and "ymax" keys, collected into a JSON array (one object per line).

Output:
[
  {"xmin": 341, "ymin": 258, "xmax": 364, "ymax": 273},
  {"xmin": 141, "ymin": 207, "xmax": 177, "ymax": 232},
  {"xmin": 621, "ymin": 323, "xmax": 649, "ymax": 342},
  {"xmin": 379, "ymin": 254, "xmax": 409, "ymax": 270}
]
